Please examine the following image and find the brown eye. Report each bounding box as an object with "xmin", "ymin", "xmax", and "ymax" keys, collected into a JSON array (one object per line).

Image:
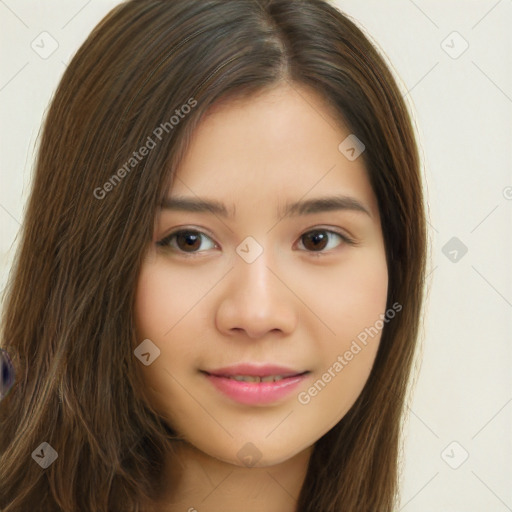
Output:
[
  {"xmin": 157, "ymin": 230, "xmax": 216, "ymax": 253},
  {"xmin": 299, "ymin": 229, "xmax": 347, "ymax": 252},
  {"xmin": 175, "ymin": 231, "xmax": 201, "ymax": 252}
]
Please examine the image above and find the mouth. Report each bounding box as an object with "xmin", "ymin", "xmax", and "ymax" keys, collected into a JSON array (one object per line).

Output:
[
  {"xmin": 200, "ymin": 364, "xmax": 310, "ymax": 405},
  {"xmin": 207, "ymin": 374, "xmax": 304, "ymax": 382}
]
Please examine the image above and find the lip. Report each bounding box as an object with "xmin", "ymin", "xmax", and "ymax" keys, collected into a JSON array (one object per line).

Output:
[
  {"xmin": 205, "ymin": 363, "xmax": 305, "ymax": 378},
  {"xmin": 202, "ymin": 363, "xmax": 310, "ymax": 405}
]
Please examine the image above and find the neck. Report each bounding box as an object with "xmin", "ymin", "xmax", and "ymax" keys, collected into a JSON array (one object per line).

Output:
[{"xmin": 152, "ymin": 440, "xmax": 313, "ymax": 512}]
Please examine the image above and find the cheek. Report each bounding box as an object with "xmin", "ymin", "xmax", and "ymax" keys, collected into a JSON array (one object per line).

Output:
[
  {"xmin": 134, "ymin": 259, "xmax": 202, "ymax": 341},
  {"xmin": 301, "ymin": 248, "xmax": 388, "ymax": 411},
  {"xmin": 341, "ymin": 255, "xmax": 388, "ymax": 334},
  {"xmin": 133, "ymin": 262, "xmax": 189, "ymax": 401},
  {"xmin": 133, "ymin": 258, "xmax": 220, "ymax": 413},
  {"xmin": 308, "ymin": 248, "xmax": 388, "ymax": 342}
]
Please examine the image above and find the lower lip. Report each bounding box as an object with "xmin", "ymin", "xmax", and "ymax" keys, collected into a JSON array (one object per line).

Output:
[{"xmin": 204, "ymin": 373, "xmax": 309, "ymax": 405}]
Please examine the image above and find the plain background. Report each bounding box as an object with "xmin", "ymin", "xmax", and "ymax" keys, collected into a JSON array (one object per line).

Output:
[{"xmin": 1, "ymin": 1, "xmax": 511, "ymax": 510}]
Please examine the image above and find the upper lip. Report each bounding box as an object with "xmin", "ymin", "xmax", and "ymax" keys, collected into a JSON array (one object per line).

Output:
[{"xmin": 203, "ymin": 363, "xmax": 308, "ymax": 378}]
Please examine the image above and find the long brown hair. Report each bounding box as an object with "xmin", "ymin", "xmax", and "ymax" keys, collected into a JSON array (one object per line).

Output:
[{"xmin": 0, "ymin": 0, "xmax": 427, "ymax": 510}]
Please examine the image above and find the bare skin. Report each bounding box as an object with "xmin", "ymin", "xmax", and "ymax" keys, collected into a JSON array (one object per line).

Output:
[{"xmin": 135, "ymin": 82, "xmax": 388, "ymax": 511}]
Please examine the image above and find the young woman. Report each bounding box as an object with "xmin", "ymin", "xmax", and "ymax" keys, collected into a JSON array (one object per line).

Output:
[{"xmin": 0, "ymin": 0, "xmax": 427, "ymax": 510}]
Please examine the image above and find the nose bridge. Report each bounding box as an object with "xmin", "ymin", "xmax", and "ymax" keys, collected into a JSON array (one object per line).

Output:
[
  {"xmin": 215, "ymin": 237, "xmax": 297, "ymax": 337},
  {"xmin": 233, "ymin": 241, "xmax": 278, "ymax": 304}
]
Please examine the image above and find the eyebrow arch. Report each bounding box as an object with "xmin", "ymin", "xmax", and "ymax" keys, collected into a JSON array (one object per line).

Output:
[
  {"xmin": 281, "ymin": 195, "xmax": 371, "ymax": 218},
  {"xmin": 160, "ymin": 197, "xmax": 234, "ymax": 217},
  {"xmin": 160, "ymin": 194, "xmax": 371, "ymax": 219}
]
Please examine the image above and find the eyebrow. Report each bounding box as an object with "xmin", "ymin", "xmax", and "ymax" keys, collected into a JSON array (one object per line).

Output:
[{"xmin": 160, "ymin": 195, "xmax": 371, "ymax": 218}]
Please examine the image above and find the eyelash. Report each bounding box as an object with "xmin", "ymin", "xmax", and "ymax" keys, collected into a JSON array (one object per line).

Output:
[{"xmin": 156, "ymin": 227, "xmax": 356, "ymax": 257}]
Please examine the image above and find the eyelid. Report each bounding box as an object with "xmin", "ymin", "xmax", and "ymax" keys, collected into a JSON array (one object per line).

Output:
[
  {"xmin": 303, "ymin": 225, "xmax": 355, "ymax": 243},
  {"xmin": 157, "ymin": 227, "xmax": 219, "ymax": 250},
  {"xmin": 294, "ymin": 227, "xmax": 356, "ymax": 253}
]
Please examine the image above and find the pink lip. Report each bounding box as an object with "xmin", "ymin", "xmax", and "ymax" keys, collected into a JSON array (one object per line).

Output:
[
  {"xmin": 206, "ymin": 363, "xmax": 304, "ymax": 378},
  {"xmin": 202, "ymin": 363, "xmax": 309, "ymax": 405}
]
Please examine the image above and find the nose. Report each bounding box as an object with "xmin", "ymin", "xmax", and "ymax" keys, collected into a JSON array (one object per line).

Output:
[{"xmin": 215, "ymin": 249, "xmax": 298, "ymax": 339}]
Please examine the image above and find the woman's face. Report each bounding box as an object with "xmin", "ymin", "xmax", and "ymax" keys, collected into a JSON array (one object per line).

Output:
[{"xmin": 134, "ymin": 83, "xmax": 388, "ymax": 467}]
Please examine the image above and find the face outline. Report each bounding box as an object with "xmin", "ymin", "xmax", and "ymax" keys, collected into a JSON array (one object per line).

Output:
[{"xmin": 134, "ymin": 82, "xmax": 388, "ymax": 470}]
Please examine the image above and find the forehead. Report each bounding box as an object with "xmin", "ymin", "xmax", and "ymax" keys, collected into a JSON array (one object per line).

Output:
[{"xmin": 169, "ymin": 83, "xmax": 379, "ymax": 219}]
